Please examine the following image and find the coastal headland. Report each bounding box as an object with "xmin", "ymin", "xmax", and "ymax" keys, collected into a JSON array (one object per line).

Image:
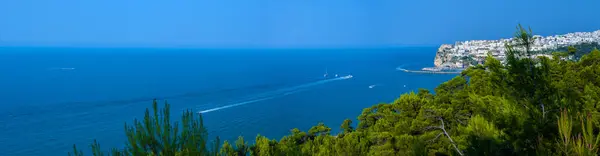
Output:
[
  {"xmin": 400, "ymin": 29, "xmax": 600, "ymax": 74},
  {"xmin": 433, "ymin": 30, "xmax": 600, "ymax": 68}
]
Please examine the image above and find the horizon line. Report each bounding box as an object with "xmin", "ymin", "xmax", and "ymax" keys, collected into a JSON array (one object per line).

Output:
[{"xmin": 0, "ymin": 44, "xmax": 440, "ymax": 50}]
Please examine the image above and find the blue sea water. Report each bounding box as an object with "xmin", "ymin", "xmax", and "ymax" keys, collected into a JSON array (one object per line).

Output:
[{"xmin": 0, "ymin": 47, "xmax": 456, "ymax": 155}]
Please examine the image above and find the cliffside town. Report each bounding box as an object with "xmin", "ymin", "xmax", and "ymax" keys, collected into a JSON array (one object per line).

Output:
[{"xmin": 434, "ymin": 30, "xmax": 600, "ymax": 68}]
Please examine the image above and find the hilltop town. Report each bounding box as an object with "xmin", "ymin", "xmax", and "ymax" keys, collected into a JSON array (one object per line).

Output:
[{"xmin": 433, "ymin": 30, "xmax": 600, "ymax": 68}]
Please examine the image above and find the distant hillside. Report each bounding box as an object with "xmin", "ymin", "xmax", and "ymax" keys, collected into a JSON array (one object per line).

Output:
[{"xmin": 537, "ymin": 42, "xmax": 600, "ymax": 60}]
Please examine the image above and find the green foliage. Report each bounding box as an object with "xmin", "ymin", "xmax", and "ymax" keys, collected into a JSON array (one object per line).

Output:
[
  {"xmin": 73, "ymin": 25, "xmax": 600, "ymax": 156},
  {"xmin": 514, "ymin": 24, "xmax": 535, "ymax": 56},
  {"xmin": 558, "ymin": 110, "xmax": 600, "ymax": 156},
  {"xmin": 71, "ymin": 100, "xmax": 215, "ymax": 156},
  {"xmin": 68, "ymin": 144, "xmax": 83, "ymax": 156},
  {"xmin": 462, "ymin": 115, "xmax": 506, "ymax": 156},
  {"xmin": 568, "ymin": 46, "xmax": 578, "ymax": 55},
  {"xmin": 539, "ymin": 42, "xmax": 600, "ymax": 60},
  {"xmin": 308, "ymin": 123, "xmax": 332, "ymax": 136},
  {"xmin": 339, "ymin": 119, "xmax": 354, "ymax": 136},
  {"xmin": 234, "ymin": 136, "xmax": 250, "ymax": 156},
  {"xmin": 558, "ymin": 110, "xmax": 574, "ymax": 154},
  {"xmin": 219, "ymin": 141, "xmax": 236, "ymax": 156}
]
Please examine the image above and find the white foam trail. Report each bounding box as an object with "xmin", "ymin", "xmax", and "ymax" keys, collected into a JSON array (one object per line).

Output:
[
  {"xmin": 270, "ymin": 75, "xmax": 351, "ymax": 93},
  {"xmin": 49, "ymin": 67, "xmax": 75, "ymax": 70},
  {"xmin": 198, "ymin": 75, "xmax": 352, "ymax": 114},
  {"xmin": 198, "ymin": 89, "xmax": 308, "ymax": 114},
  {"xmin": 198, "ymin": 96, "xmax": 277, "ymax": 113},
  {"xmin": 368, "ymin": 83, "xmax": 383, "ymax": 89},
  {"xmin": 229, "ymin": 75, "xmax": 352, "ymax": 102}
]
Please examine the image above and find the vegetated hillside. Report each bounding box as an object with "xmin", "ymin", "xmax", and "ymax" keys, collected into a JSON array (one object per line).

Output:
[
  {"xmin": 71, "ymin": 25, "xmax": 600, "ymax": 156},
  {"xmin": 538, "ymin": 42, "xmax": 600, "ymax": 60}
]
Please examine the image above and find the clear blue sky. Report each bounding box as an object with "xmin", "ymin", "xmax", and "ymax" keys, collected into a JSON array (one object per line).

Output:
[{"xmin": 1, "ymin": 0, "xmax": 599, "ymax": 48}]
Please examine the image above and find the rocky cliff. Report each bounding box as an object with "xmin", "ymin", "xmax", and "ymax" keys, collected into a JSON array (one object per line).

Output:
[{"xmin": 434, "ymin": 44, "xmax": 454, "ymax": 67}]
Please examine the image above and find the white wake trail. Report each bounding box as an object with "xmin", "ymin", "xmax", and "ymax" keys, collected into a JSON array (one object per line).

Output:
[
  {"xmin": 198, "ymin": 96, "xmax": 277, "ymax": 114},
  {"xmin": 198, "ymin": 75, "xmax": 352, "ymax": 114},
  {"xmin": 198, "ymin": 89, "xmax": 308, "ymax": 114}
]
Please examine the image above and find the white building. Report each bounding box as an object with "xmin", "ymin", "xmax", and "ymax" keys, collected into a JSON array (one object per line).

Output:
[{"xmin": 438, "ymin": 29, "xmax": 600, "ymax": 66}]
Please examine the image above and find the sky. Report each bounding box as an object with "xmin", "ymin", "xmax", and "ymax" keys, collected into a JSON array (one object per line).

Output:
[{"xmin": 1, "ymin": 0, "xmax": 600, "ymax": 48}]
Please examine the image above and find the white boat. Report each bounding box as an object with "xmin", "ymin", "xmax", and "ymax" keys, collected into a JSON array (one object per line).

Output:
[
  {"xmin": 335, "ymin": 74, "xmax": 338, "ymax": 77},
  {"xmin": 368, "ymin": 85, "xmax": 376, "ymax": 88}
]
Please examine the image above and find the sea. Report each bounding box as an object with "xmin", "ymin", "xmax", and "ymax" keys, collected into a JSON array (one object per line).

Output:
[{"xmin": 0, "ymin": 47, "xmax": 456, "ymax": 155}]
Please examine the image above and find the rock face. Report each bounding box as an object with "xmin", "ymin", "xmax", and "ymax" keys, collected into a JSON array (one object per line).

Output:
[{"xmin": 434, "ymin": 44, "xmax": 454, "ymax": 67}]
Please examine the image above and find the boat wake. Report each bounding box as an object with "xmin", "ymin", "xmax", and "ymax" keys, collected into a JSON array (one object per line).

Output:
[
  {"xmin": 198, "ymin": 89, "xmax": 307, "ymax": 114},
  {"xmin": 198, "ymin": 75, "xmax": 353, "ymax": 114},
  {"xmin": 48, "ymin": 67, "xmax": 76, "ymax": 71}
]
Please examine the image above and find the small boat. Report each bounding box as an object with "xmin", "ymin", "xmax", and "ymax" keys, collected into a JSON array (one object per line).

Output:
[
  {"xmin": 368, "ymin": 85, "xmax": 376, "ymax": 88},
  {"xmin": 335, "ymin": 74, "xmax": 338, "ymax": 77}
]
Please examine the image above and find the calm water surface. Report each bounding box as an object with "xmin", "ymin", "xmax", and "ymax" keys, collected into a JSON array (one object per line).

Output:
[{"xmin": 0, "ymin": 47, "xmax": 456, "ymax": 155}]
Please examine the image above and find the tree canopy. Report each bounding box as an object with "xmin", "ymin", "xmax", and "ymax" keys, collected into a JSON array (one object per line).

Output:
[{"xmin": 71, "ymin": 25, "xmax": 600, "ymax": 156}]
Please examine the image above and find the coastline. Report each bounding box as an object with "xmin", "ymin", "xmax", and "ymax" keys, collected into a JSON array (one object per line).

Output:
[
  {"xmin": 433, "ymin": 30, "xmax": 600, "ymax": 67},
  {"xmin": 396, "ymin": 67, "xmax": 462, "ymax": 74}
]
